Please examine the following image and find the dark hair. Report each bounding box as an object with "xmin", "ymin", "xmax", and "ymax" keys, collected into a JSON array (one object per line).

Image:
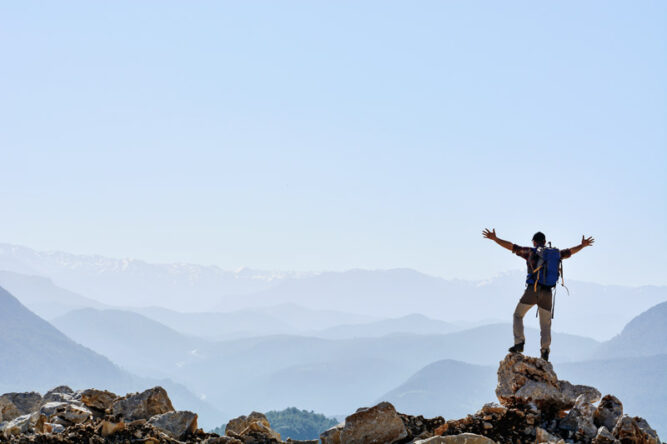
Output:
[{"xmin": 532, "ymin": 232, "xmax": 546, "ymax": 246}]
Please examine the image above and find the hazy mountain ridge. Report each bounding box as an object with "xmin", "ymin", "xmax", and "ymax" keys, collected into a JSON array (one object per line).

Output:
[
  {"xmin": 131, "ymin": 304, "xmax": 378, "ymax": 340},
  {"xmin": 0, "ymin": 270, "xmax": 108, "ymax": 319},
  {"xmin": 2, "ymin": 243, "xmax": 666, "ymax": 341},
  {"xmin": 0, "ymin": 285, "xmax": 223, "ymax": 429},
  {"xmin": 593, "ymin": 300, "xmax": 667, "ymax": 359},
  {"xmin": 0, "ymin": 243, "xmax": 309, "ymax": 311},
  {"xmin": 51, "ymin": 309, "xmax": 212, "ymax": 378}
]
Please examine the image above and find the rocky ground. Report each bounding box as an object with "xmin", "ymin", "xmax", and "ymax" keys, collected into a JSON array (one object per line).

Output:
[{"xmin": 0, "ymin": 354, "xmax": 661, "ymax": 444}]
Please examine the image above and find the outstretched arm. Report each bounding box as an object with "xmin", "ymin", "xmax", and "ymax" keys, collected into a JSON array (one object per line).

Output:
[
  {"xmin": 482, "ymin": 228, "xmax": 514, "ymax": 252},
  {"xmin": 567, "ymin": 235, "xmax": 595, "ymax": 256}
]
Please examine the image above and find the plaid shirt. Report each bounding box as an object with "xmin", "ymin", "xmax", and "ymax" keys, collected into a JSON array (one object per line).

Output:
[{"xmin": 512, "ymin": 244, "xmax": 572, "ymax": 274}]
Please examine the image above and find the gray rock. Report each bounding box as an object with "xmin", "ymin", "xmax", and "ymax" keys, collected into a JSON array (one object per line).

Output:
[
  {"xmin": 0, "ymin": 392, "xmax": 42, "ymax": 416},
  {"xmin": 339, "ymin": 402, "xmax": 407, "ymax": 444},
  {"xmin": 148, "ymin": 410, "xmax": 198, "ymax": 440},
  {"xmin": 558, "ymin": 404, "xmax": 597, "ymax": 441},
  {"xmin": 39, "ymin": 402, "xmax": 70, "ymax": 418},
  {"xmin": 592, "ymin": 426, "xmax": 619, "ymax": 444},
  {"xmin": 2, "ymin": 412, "xmax": 46, "ymax": 436},
  {"xmin": 593, "ymin": 395, "xmax": 623, "ymax": 431},
  {"xmin": 39, "ymin": 400, "xmax": 92, "ymax": 425},
  {"xmin": 43, "ymin": 386, "xmax": 74, "ymax": 404},
  {"xmin": 496, "ymin": 353, "xmax": 599, "ymax": 411},
  {"xmin": 635, "ymin": 417, "xmax": 660, "ymax": 444},
  {"xmin": 0, "ymin": 398, "xmax": 20, "ymax": 422},
  {"xmin": 111, "ymin": 386, "xmax": 174, "ymax": 421}
]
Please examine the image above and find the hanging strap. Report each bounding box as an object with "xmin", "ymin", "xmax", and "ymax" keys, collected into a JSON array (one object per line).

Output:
[{"xmin": 533, "ymin": 266, "xmax": 542, "ymax": 292}]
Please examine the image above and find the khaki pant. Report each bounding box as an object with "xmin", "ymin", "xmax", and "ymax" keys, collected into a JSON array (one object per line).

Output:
[{"xmin": 513, "ymin": 285, "xmax": 553, "ymax": 350}]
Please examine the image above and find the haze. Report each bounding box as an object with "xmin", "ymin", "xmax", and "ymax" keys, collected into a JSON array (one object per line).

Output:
[{"xmin": 1, "ymin": 1, "xmax": 666, "ymax": 286}]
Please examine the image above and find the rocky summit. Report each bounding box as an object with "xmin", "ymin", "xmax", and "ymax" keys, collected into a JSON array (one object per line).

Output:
[{"xmin": 0, "ymin": 354, "xmax": 662, "ymax": 444}]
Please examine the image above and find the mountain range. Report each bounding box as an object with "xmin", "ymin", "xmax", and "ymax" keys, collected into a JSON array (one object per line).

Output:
[{"xmin": 2, "ymin": 243, "xmax": 666, "ymax": 341}]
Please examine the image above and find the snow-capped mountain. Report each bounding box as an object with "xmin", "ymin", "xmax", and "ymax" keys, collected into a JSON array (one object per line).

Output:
[{"xmin": 0, "ymin": 243, "xmax": 310, "ymax": 311}]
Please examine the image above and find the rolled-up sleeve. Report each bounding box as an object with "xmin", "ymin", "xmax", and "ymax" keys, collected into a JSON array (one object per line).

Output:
[
  {"xmin": 560, "ymin": 248, "xmax": 572, "ymax": 259},
  {"xmin": 512, "ymin": 244, "xmax": 531, "ymax": 259}
]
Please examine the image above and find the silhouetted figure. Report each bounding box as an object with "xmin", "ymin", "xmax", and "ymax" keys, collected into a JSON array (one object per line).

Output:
[{"xmin": 482, "ymin": 229, "xmax": 594, "ymax": 361}]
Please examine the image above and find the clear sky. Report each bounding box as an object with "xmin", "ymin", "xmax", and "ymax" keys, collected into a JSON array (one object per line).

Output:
[{"xmin": 1, "ymin": 1, "xmax": 665, "ymax": 285}]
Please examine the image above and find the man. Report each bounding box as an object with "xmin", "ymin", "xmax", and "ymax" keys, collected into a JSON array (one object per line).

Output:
[{"xmin": 482, "ymin": 228, "xmax": 594, "ymax": 361}]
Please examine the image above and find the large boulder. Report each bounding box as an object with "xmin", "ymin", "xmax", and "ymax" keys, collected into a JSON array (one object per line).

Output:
[
  {"xmin": 593, "ymin": 395, "xmax": 623, "ymax": 432},
  {"xmin": 612, "ymin": 415, "xmax": 660, "ymax": 444},
  {"xmin": 0, "ymin": 398, "xmax": 21, "ymax": 422},
  {"xmin": 79, "ymin": 388, "xmax": 117, "ymax": 412},
  {"xmin": 1, "ymin": 412, "xmax": 46, "ymax": 437},
  {"xmin": 38, "ymin": 401, "xmax": 92, "ymax": 425},
  {"xmin": 0, "ymin": 392, "xmax": 42, "ymax": 416},
  {"xmin": 413, "ymin": 434, "xmax": 497, "ymax": 444},
  {"xmin": 338, "ymin": 402, "xmax": 408, "ymax": 444},
  {"xmin": 111, "ymin": 386, "xmax": 174, "ymax": 421},
  {"xmin": 496, "ymin": 353, "xmax": 600, "ymax": 411},
  {"xmin": 320, "ymin": 423, "xmax": 344, "ymax": 444},
  {"xmin": 634, "ymin": 417, "xmax": 660, "ymax": 444},
  {"xmin": 42, "ymin": 386, "xmax": 74, "ymax": 403},
  {"xmin": 226, "ymin": 411, "xmax": 282, "ymax": 442},
  {"xmin": 148, "ymin": 410, "xmax": 198, "ymax": 440},
  {"xmin": 558, "ymin": 404, "xmax": 597, "ymax": 442}
]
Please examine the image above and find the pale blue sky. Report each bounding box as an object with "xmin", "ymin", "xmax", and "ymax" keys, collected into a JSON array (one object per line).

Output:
[{"xmin": 1, "ymin": 1, "xmax": 665, "ymax": 285}]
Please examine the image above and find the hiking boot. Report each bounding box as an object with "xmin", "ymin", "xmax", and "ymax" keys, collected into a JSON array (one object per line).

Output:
[
  {"xmin": 508, "ymin": 342, "xmax": 524, "ymax": 353},
  {"xmin": 541, "ymin": 348, "xmax": 550, "ymax": 361}
]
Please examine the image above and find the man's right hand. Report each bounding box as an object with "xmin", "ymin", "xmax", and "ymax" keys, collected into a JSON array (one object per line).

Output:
[{"xmin": 482, "ymin": 228, "xmax": 497, "ymax": 241}]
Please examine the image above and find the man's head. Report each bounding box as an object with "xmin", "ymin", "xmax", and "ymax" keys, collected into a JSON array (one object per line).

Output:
[{"xmin": 532, "ymin": 231, "xmax": 546, "ymax": 247}]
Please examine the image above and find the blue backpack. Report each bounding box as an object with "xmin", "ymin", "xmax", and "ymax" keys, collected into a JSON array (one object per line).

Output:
[{"xmin": 526, "ymin": 246, "xmax": 562, "ymax": 290}]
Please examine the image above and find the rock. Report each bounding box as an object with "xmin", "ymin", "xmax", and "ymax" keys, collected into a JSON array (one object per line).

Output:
[
  {"xmin": 0, "ymin": 392, "xmax": 42, "ymax": 416},
  {"xmin": 558, "ymin": 404, "xmax": 597, "ymax": 441},
  {"xmin": 225, "ymin": 411, "xmax": 281, "ymax": 442},
  {"xmin": 635, "ymin": 417, "xmax": 660, "ymax": 444},
  {"xmin": 0, "ymin": 397, "xmax": 21, "ymax": 422},
  {"xmin": 39, "ymin": 401, "xmax": 69, "ymax": 417},
  {"xmin": 226, "ymin": 411, "xmax": 271, "ymax": 434},
  {"xmin": 79, "ymin": 388, "xmax": 117, "ymax": 412},
  {"xmin": 413, "ymin": 433, "xmax": 497, "ymax": 444},
  {"xmin": 44, "ymin": 422, "xmax": 66, "ymax": 434},
  {"xmin": 476, "ymin": 403, "xmax": 507, "ymax": 417},
  {"xmin": 43, "ymin": 386, "xmax": 74, "ymax": 403},
  {"xmin": 338, "ymin": 402, "xmax": 407, "ymax": 444},
  {"xmin": 611, "ymin": 415, "xmax": 660, "ymax": 444},
  {"xmin": 100, "ymin": 419, "xmax": 126, "ymax": 437},
  {"xmin": 536, "ymin": 426, "xmax": 560, "ymax": 443},
  {"xmin": 399, "ymin": 413, "xmax": 446, "ymax": 441},
  {"xmin": 594, "ymin": 395, "xmax": 623, "ymax": 431},
  {"xmin": 2, "ymin": 412, "xmax": 46, "ymax": 436},
  {"xmin": 592, "ymin": 426, "xmax": 619, "ymax": 444},
  {"xmin": 39, "ymin": 400, "xmax": 92, "ymax": 425},
  {"xmin": 111, "ymin": 386, "xmax": 174, "ymax": 421},
  {"xmin": 320, "ymin": 423, "xmax": 344, "ymax": 444},
  {"xmin": 495, "ymin": 353, "xmax": 600, "ymax": 411},
  {"xmin": 286, "ymin": 440, "xmax": 319, "ymax": 444},
  {"xmin": 148, "ymin": 410, "xmax": 198, "ymax": 440}
]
